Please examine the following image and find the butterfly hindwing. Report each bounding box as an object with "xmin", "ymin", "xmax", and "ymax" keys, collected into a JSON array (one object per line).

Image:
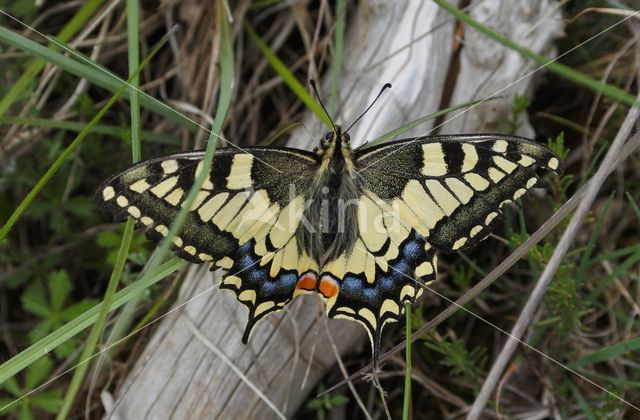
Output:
[
  {"xmin": 355, "ymin": 135, "xmax": 561, "ymax": 253},
  {"xmin": 312, "ymin": 191, "xmax": 437, "ymax": 359},
  {"xmin": 323, "ymin": 231, "xmax": 435, "ymax": 361}
]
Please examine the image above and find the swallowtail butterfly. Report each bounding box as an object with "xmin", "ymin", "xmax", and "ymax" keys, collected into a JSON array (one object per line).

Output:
[{"xmin": 97, "ymin": 97, "xmax": 560, "ymax": 365}]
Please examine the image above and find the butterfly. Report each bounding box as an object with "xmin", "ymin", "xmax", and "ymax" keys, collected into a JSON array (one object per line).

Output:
[
  {"xmin": 97, "ymin": 113, "xmax": 561, "ymax": 366},
  {"xmin": 97, "ymin": 77, "xmax": 561, "ymax": 365}
]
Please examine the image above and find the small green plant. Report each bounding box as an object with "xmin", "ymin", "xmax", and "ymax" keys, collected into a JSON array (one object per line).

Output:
[
  {"xmin": 421, "ymin": 333, "xmax": 487, "ymax": 387},
  {"xmin": 0, "ymin": 356, "xmax": 62, "ymax": 420},
  {"xmin": 97, "ymin": 228, "xmax": 150, "ymax": 268},
  {"xmin": 21, "ymin": 270, "xmax": 98, "ymax": 358},
  {"xmin": 590, "ymin": 386, "xmax": 627, "ymax": 420},
  {"xmin": 544, "ymin": 264, "xmax": 589, "ymax": 336},
  {"xmin": 307, "ymin": 384, "xmax": 349, "ymax": 419},
  {"xmin": 450, "ymin": 262, "xmax": 475, "ymax": 292},
  {"xmin": 510, "ymin": 94, "xmax": 531, "ymax": 133},
  {"xmin": 546, "ymin": 131, "xmax": 569, "ymax": 162},
  {"xmin": 496, "ymin": 94, "xmax": 531, "ymax": 134},
  {"xmin": 544, "ymin": 132, "xmax": 573, "ymax": 205}
]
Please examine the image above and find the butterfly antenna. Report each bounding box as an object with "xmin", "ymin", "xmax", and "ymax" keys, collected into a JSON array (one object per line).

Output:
[
  {"xmin": 309, "ymin": 79, "xmax": 337, "ymax": 132},
  {"xmin": 344, "ymin": 83, "xmax": 392, "ymax": 135}
]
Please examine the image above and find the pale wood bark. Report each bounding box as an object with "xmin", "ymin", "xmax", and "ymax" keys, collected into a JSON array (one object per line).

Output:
[{"xmin": 107, "ymin": 1, "xmax": 561, "ymax": 418}]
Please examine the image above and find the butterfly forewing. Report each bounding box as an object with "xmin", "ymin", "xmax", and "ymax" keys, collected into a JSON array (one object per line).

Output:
[{"xmin": 355, "ymin": 135, "xmax": 560, "ymax": 252}]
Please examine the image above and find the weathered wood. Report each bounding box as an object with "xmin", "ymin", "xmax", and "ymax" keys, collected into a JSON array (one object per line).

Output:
[
  {"xmin": 107, "ymin": 1, "xmax": 561, "ymax": 418},
  {"xmin": 440, "ymin": 0, "xmax": 563, "ymax": 137}
]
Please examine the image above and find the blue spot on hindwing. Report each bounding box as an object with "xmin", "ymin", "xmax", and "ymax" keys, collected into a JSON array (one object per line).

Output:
[
  {"xmin": 402, "ymin": 238, "xmax": 421, "ymax": 259},
  {"xmin": 222, "ymin": 239, "xmax": 301, "ymax": 313}
]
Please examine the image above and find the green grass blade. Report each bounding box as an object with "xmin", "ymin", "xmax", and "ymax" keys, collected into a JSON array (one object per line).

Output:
[
  {"xmin": 362, "ymin": 98, "xmax": 490, "ymax": 148},
  {"xmin": 590, "ymin": 245, "xmax": 640, "ymax": 267},
  {"xmin": 588, "ymin": 246, "xmax": 640, "ymax": 301},
  {"xmin": 402, "ymin": 302, "xmax": 412, "ymax": 420},
  {"xmin": 535, "ymin": 112, "xmax": 589, "ymax": 135},
  {"xmin": 245, "ymin": 22, "xmax": 331, "ymax": 128},
  {"xmin": 434, "ymin": 0, "xmax": 639, "ymax": 108},
  {"xmin": 329, "ymin": 0, "xmax": 346, "ymax": 115},
  {"xmin": 0, "ymin": 0, "xmax": 105, "ymax": 116},
  {"xmin": 262, "ymin": 122, "xmax": 301, "ymax": 145},
  {"xmin": 56, "ymin": 2, "xmax": 143, "ymax": 415},
  {"xmin": 568, "ymin": 381, "xmax": 597, "ymax": 420},
  {"xmin": 570, "ymin": 369, "xmax": 640, "ymax": 388},
  {"xmin": 626, "ymin": 191, "xmax": 640, "ymax": 220},
  {"xmin": 55, "ymin": 220, "xmax": 135, "ymax": 419},
  {"xmin": 566, "ymin": 337, "xmax": 640, "ymax": 369},
  {"xmin": 145, "ymin": 2, "xmax": 234, "ymax": 273},
  {"xmin": 0, "ymin": 258, "xmax": 185, "ymax": 389},
  {"xmin": 0, "ymin": 116, "xmax": 179, "ymax": 144},
  {"xmin": 127, "ymin": 0, "xmax": 142, "ymax": 163},
  {"xmin": 0, "ymin": 26, "xmax": 197, "ymax": 131}
]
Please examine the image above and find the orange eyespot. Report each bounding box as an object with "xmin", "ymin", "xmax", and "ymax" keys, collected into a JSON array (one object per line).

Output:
[
  {"xmin": 318, "ymin": 276, "xmax": 339, "ymax": 298},
  {"xmin": 296, "ymin": 272, "xmax": 317, "ymax": 291}
]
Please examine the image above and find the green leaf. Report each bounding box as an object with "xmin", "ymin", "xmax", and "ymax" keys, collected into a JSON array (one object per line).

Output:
[
  {"xmin": 21, "ymin": 282, "xmax": 50, "ymax": 318},
  {"xmin": 54, "ymin": 340, "xmax": 76, "ymax": 360},
  {"xmin": 23, "ymin": 201, "xmax": 53, "ymax": 219},
  {"xmin": 24, "ymin": 357, "xmax": 52, "ymax": 389},
  {"xmin": 1, "ymin": 376, "xmax": 22, "ymax": 396},
  {"xmin": 0, "ymin": 256, "xmax": 183, "ymax": 392},
  {"xmin": 96, "ymin": 230, "xmax": 122, "ymax": 249},
  {"xmin": 331, "ymin": 394, "xmax": 349, "ymax": 406},
  {"xmin": 64, "ymin": 196, "xmax": 94, "ymax": 218},
  {"xmin": 307, "ymin": 399, "xmax": 323, "ymax": 409},
  {"xmin": 18, "ymin": 402, "xmax": 34, "ymax": 420},
  {"xmin": 0, "ymin": 398, "xmax": 18, "ymax": 415},
  {"xmin": 28, "ymin": 320, "xmax": 54, "ymax": 343},
  {"xmin": 48, "ymin": 271, "xmax": 71, "ymax": 313},
  {"xmin": 60, "ymin": 300, "xmax": 99, "ymax": 321},
  {"xmin": 4, "ymin": 270, "xmax": 31, "ymax": 289},
  {"xmin": 31, "ymin": 389, "xmax": 63, "ymax": 413}
]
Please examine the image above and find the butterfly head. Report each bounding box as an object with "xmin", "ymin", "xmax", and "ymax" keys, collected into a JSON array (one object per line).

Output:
[{"xmin": 316, "ymin": 126, "xmax": 352, "ymax": 158}]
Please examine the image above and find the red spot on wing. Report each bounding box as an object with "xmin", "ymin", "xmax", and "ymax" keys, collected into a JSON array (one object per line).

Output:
[
  {"xmin": 318, "ymin": 276, "xmax": 339, "ymax": 299},
  {"xmin": 296, "ymin": 272, "xmax": 317, "ymax": 291}
]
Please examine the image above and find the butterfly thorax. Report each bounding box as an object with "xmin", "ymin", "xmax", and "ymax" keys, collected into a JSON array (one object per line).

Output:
[{"xmin": 296, "ymin": 128, "xmax": 362, "ymax": 265}]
